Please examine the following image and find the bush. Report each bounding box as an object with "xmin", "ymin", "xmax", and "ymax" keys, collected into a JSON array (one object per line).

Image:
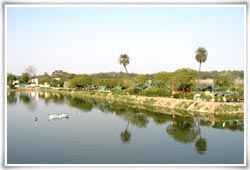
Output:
[
  {"xmin": 200, "ymin": 92, "xmax": 212, "ymax": 101},
  {"xmin": 172, "ymin": 92, "xmax": 182, "ymax": 99},
  {"xmin": 225, "ymin": 92, "xmax": 243, "ymax": 102},
  {"xmin": 123, "ymin": 87, "xmax": 137, "ymax": 95},
  {"xmin": 140, "ymin": 88, "xmax": 172, "ymax": 97},
  {"xmin": 182, "ymin": 92, "xmax": 195, "ymax": 100}
]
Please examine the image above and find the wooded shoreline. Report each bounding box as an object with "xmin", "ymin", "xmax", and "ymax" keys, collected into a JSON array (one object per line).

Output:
[{"xmin": 33, "ymin": 88, "xmax": 244, "ymax": 116}]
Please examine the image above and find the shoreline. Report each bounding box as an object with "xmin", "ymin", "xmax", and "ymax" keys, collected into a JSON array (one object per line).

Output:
[
  {"xmin": 34, "ymin": 88, "xmax": 244, "ymax": 116},
  {"xmin": 8, "ymin": 88, "xmax": 244, "ymax": 116}
]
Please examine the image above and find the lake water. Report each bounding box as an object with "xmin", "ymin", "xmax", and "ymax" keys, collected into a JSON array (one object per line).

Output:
[{"xmin": 7, "ymin": 91, "xmax": 244, "ymax": 164}]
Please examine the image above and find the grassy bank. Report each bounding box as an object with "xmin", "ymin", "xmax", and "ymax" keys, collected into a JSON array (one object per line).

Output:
[{"xmin": 38, "ymin": 87, "xmax": 244, "ymax": 116}]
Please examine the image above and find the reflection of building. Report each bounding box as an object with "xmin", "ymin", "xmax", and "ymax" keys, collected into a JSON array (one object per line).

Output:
[
  {"xmin": 45, "ymin": 92, "xmax": 51, "ymax": 99},
  {"xmin": 30, "ymin": 91, "xmax": 39, "ymax": 100}
]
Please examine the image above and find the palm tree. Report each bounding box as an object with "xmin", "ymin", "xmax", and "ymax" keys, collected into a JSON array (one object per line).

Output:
[
  {"xmin": 195, "ymin": 47, "xmax": 208, "ymax": 91},
  {"xmin": 195, "ymin": 118, "xmax": 207, "ymax": 154},
  {"xmin": 119, "ymin": 54, "xmax": 130, "ymax": 73},
  {"xmin": 120, "ymin": 121, "xmax": 131, "ymax": 144}
]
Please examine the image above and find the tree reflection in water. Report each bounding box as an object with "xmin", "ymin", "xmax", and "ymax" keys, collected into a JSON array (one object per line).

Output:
[
  {"xmin": 195, "ymin": 118, "xmax": 207, "ymax": 154},
  {"xmin": 166, "ymin": 115, "xmax": 208, "ymax": 154},
  {"xmin": 19, "ymin": 92, "xmax": 38, "ymax": 113},
  {"xmin": 8, "ymin": 91, "xmax": 244, "ymax": 149},
  {"xmin": 166, "ymin": 115, "xmax": 199, "ymax": 143},
  {"xmin": 7, "ymin": 92, "xmax": 17, "ymax": 104},
  {"xmin": 68, "ymin": 97, "xmax": 93, "ymax": 112},
  {"xmin": 120, "ymin": 121, "xmax": 131, "ymax": 144}
]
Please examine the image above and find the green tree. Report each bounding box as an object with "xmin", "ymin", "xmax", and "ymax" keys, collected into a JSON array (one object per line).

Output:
[
  {"xmin": 195, "ymin": 47, "xmax": 208, "ymax": 91},
  {"xmin": 119, "ymin": 54, "xmax": 130, "ymax": 73},
  {"xmin": 19, "ymin": 73, "xmax": 30, "ymax": 84},
  {"xmin": 171, "ymin": 68, "xmax": 198, "ymax": 91},
  {"xmin": 92, "ymin": 78, "xmax": 102, "ymax": 87},
  {"xmin": 70, "ymin": 75, "xmax": 92, "ymax": 89},
  {"xmin": 133, "ymin": 74, "xmax": 147, "ymax": 87},
  {"xmin": 101, "ymin": 78, "xmax": 117, "ymax": 89},
  {"xmin": 7, "ymin": 73, "xmax": 17, "ymax": 88},
  {"xmin": 214, "ymin": 73, "xmax": 233, "ymax": 87},
  {"xmin": 38, "ymin": 72, "xmax": 51, "ymax": 84},
  {"xmin": 152, "ymin": 72, "xmax": 172, "ymax": 88}
]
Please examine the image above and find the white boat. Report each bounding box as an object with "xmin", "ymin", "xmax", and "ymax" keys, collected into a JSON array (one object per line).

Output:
[{"xmin": 48, "ymin": 113, "xmax": 69, "ymax": 120}]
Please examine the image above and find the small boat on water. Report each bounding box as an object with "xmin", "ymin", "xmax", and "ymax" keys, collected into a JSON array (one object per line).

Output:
[{"xmin": 48, "ymin": 113, "xmax": 69, "ymax": 121}]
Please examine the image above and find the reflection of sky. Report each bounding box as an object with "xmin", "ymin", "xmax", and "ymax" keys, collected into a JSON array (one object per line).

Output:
[{"xmin": 7, "ymin": 93, "xmax": 244, "ymax": 164}]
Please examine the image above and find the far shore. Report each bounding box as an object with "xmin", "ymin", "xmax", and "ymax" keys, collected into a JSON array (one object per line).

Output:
[{"xmin": 8, "ymin": 87, "xmax": 244, "ymax": 116}]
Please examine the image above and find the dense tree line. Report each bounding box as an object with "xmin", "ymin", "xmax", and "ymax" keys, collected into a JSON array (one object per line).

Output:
[
  {"xmin": 7, "ymin": 69, "xmax": 244, "ymax": 90},
  {"xmin": 199, "ymin": 70, "xmax": 244, "ymax": 80}
]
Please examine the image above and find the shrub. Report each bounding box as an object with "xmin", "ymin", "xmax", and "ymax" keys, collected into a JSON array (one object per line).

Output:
[
  {"xmin": 200, "ymin": 92, "xmax": 212, "ymax": 101},
  {"xmin": 172, "ymin": 92, "xmax": 182, "ymax": 99},
  {"xmin": 225, "ymin": 92, "xmax": 243, "ymax": 102},
  {"xmin": 140, "ymin": 88, "xmax": 172, "ymax": 97},
  {"xmin": 182, "ymin": 92, "xmax": 195, "ymax": 100}
]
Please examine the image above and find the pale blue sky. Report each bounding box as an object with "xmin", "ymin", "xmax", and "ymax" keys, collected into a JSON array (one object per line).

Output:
[{"xmin": 7, "ymin": 6, "xmax": 245, "ymax": 75}]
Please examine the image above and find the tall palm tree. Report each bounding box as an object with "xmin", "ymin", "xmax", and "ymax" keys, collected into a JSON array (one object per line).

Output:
[
  {"xmin": 195, "ymin": 47, "xmax": 208, "ymax": 91},
  {"xmin": 119, "ymin": 54, "xmax": 130, "ymax": 73}
]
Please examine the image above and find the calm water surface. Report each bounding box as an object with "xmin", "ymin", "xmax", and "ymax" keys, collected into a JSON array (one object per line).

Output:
[{"xmin": 7, "ymin": 91, "xmax": 244, "ymax": 164}]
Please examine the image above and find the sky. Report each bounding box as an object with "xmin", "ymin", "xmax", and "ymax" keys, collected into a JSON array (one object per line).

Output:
[{"xmin": 6, "ymin": 5, "xmax": 245, "ymax": 75}]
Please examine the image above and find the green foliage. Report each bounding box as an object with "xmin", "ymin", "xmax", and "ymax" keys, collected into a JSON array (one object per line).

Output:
[
  {"xmin": 92, "ymin": 78, "xmax": 102, "ymax": 87},
  {"xmin": 101, "ymin": 78, "xmax": 117, "ymax": 89},
  {"xmin": 172, "ymin": 91, "xmax": 194, "ymax": 99},
  {"xmin": 120, "ymin": 130, "xmax": 131, "ymax": 144},
  {"xmin": 172, "ymin": 92, "xmax": 182, "ymax": 99},
  {"xmin": 195, "ymin": 47, "xmax": 208, "ymax": 64},
  {"xmin": 119, "ymin": 54, "xmax": 130, "ymax": 73},
  {"xmin": 171, "ymin": 68, "xmax": 198, "ymax": 91},
  {"xmin": 70, "ymin": 75, "xmax": 92, "ymax": 88},
  {"xmin": 195, "ymin": 138, "xmax": 207, "ymax": 154},
  {"xmin": 214, "ymin": 73, "xmax": 234, "ymax": 87},
  {"xmin": 52, "ymin": 70, "xmax": 75, "ymax": 80},
  {"xmin": 152, "ymin": 72, "xmax": 172, "ymax": 88},
  {"xmin": 50, "ymin": 78, "xmax": 64, "ymax": 87},
  {"xmin": 7, "ymin": 92, "xmax": 17, "ymax": 104},
  {"xmin": 7, "ymin": 73, "xmax": 17, "ymax": 88},
  {"xmin": 225, "ymin": 92, "xmax": 243, "ymax": 102},
  {"xmin": 200, "ymin": 92, "xmax": 212, "ymax": 101},
  {"xmin": 68, "ymin": 97, "xmax": 93, "ymax": 111},
  {"xmin": 38, "ymin": 72, "xmax": 51, "ymax": 84},
  {"xmin": 140, "ymin": 88, "xmax": 172, "ymax": 97},
  {"xmin": 199, "ymin": 70, "xmax": 243, "ymax": 80},
  {"xmin": 19, "ymin": 73, "xmax": 30, "ymax": 83},
  {"xmin": 166, "ymin": 116, "xmax": 198, "ymax": 143},
  {"xmin": 133, "ymin": 74, "xmax": 148, "ymax": 87}
]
